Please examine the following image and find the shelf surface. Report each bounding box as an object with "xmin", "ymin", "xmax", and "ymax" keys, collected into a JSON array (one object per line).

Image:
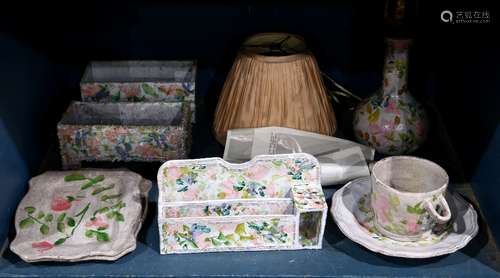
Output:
[{"xmin": 1, "ymin": 183, "xmax": 499, "ymax": 278}]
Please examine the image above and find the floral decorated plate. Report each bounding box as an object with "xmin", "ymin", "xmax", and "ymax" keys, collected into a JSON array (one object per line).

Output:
[
  {"xmin": 10, "ymin": 170, "xmax": 151, "ymax": 262},
  {"xmin": 331, "ymin": 177, "xmax": 478, "ymax": 258}
]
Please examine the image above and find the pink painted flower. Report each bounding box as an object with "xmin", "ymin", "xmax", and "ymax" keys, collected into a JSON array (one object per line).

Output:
[
  {"xmin": 81, "ymin": 84, "xmax": 102, "ymax": 97},
  {"xmin": 205, "ymin": 168, "xmax": 218, "ymax": 180},
  {"xmin": 137, "ymin": 145, "xmax": 160, "ymax": 158},
  {"xmin": 196, "ymin": 236, "xmax": 211, "ymax": 249},
  {"xmin": 245, "ymin": 165, "xmax": 269, "ymax": 180},
  {"xmin": 166, "ymin": 167, "xmax": 183, "ymax": 180},
  {"xmin": 51, "ymin": 196, "xmax": 72, "ymax": 212},
  {"xmin": 32, "ymin": 241, "xmax": 54, "ymax": 253},
  {"xmin": 118, "ymin": 84, "xmax": 140, "ymax": 98},
  {"xmin": 220, "ymin": 178, "xmax": 240, "ymax": 199},
  {"xmin": 85, "ymin": 216, "xmax": 109, "ymax": 229},
  {"xmin": 368, "ymin": 123, "xmax": 384, "ymax": 136},
  {"xmin": 385, "ymin": 99, "xmax": 400, "ymax": 114},
  {"xmin": 182, "ymin": 188, "xmax": 199, "ymax": 201},
  {"xmin": 406, "ymin": 214, "xmax": 420, "ymax": 234},
  {"xmin": 159, "ymin": 85, "xmax": 178, "ymax": 96}
]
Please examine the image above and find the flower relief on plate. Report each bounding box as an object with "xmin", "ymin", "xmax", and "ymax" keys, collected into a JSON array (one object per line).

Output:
[
  {"xmin": 157, "ymin": 153, "xmax": 328, "ymax": 254},
  {"xmin": 10, "ymin": 170, "xmax": 151, "ymax": 262}
]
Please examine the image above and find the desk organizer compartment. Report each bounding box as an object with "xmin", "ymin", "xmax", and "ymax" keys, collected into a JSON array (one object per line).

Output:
[
  {"xmin": 80, "ymin": 61, "xmax": 196, "ymax": 121},
  {"xmin": 57, "ymin": 101, "xmax": 191, "ymax": 169},
  {"xmin": 157, "ymin": 153, "xmax": 327, "ymax": 254}
]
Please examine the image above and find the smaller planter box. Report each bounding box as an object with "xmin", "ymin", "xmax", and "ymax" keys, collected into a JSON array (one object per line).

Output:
[
  {"xmin": 58, "ymin": 102, "xmax": 190, "ymax": 169},
  {"xmin": 157, "ymin": 153, "xmax": 327, "ymax": 254},
  {"xmin": 80, "ymin": 61, "xmax": 196, "ymax": 121}
]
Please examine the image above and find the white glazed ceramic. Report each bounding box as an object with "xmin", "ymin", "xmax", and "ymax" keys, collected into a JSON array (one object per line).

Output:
[
  {"xmin": 331, "ymin": 177, "xmax": 478, "ymax": 258},
  {"xmin": 157, "ymin": 153, "xmax": 328, "ymax": 254},
  {"xmin": 371, "ymin": 156, "xmax": 451, "ymax": 241},
  {"xmin": 10, "ymin": 170, "xmax": 151, "ymax": 262}
]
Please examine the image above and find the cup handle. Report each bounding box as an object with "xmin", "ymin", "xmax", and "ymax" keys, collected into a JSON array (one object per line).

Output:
[{"xmin": 424, "ymin": 195, "xmax": 451, "ymax": 223}]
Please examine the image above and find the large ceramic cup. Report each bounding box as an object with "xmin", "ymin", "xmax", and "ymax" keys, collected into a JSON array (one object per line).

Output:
[{"xmin": 371, "ymin": 156, "xmax": 451, "ymax": 241}]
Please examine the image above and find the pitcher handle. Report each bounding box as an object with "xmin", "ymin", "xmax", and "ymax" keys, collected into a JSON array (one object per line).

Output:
[{"xmin": 424, "ymin": 195, "xmax": 451, "ymax": 224}]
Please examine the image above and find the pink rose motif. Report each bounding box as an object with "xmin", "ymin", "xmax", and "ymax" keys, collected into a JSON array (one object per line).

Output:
[
  {"xmin": 32, "ymin": 241, "xmax": 54, "ymax": 253},
  {"xmin": 245, "ymin": 165, "xmax": 269, "ymax": 180},
  {"xmin": 81, "ymin": 84, "xmax": 102, "ymax": 97},
  {"xmin": 85, "ymin": 216, "xmax": 109, "ymax": 229},
  {"xmin": 166, "ymin": 167, "xmax": 183, "ymax": 180},
  {"xmin": 118, "ymin": 84, "xmax": 140, "ymax": 98},
  {"xmin": 385, "ymin": 99, "xmax": 400, "ymax": 114},
  {"xmin": 51, "ymin": 196, "xmax": 72, "ymax": 212},
  {"xmin": 406, "ymin": 214, "xmax": 420, "ymax": 234}
]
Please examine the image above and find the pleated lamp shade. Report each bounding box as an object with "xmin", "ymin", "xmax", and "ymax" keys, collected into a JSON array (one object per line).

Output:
[{"xmin": 213, "ymin": 33, "xmax": 337, "ymax": 145}]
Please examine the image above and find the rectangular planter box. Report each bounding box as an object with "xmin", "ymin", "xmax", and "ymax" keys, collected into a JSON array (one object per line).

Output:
[
  {"xmin": 157, "ymin": 153, "xmax": 327, "ymax": 254},
  {"xmin": 58, "ymin": 101, "xmax": 191, "ymax": 169},
  {"xmin": 80, "ymin": 61, "xmax": 196, "ymax": 122}
]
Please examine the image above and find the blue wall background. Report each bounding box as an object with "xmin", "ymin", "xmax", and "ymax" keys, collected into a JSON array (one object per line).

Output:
[{"xmin": 0, "ymin": 1, "xmax": 498, "ymax": 247}]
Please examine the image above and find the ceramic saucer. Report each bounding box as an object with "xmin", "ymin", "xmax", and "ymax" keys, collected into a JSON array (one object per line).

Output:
[{"xmin": 331, "ymin": 177, "xmax": 478, "ymax": 258}]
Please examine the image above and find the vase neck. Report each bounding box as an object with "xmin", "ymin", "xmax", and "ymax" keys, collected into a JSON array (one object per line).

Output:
[{"xmin": 381, "ymin": 38, "xmax": 410, "ymax": 98}]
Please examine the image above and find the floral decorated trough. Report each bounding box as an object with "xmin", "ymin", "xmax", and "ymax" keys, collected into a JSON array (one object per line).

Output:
[
  {"xmin": 80, "ymin": 61, "xmax": 196, "ymax": 121},
  {"xmin": 57, "ymin": 101, "xmax": 191, "ymax": 169},
  {"xmin": 157, "ymin": 153, "xmax": 327, "ymax": 254}
]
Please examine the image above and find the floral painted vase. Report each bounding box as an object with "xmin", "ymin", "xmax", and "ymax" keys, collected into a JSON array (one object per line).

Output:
[{"xmin": 353, "ymin": 38, "xmax": 428, "ymax": 155}]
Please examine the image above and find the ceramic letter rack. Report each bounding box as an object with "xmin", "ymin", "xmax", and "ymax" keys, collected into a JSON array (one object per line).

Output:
[{"xmin": 157, "ymin": 153, "xmax": 327, "ymax": 254}]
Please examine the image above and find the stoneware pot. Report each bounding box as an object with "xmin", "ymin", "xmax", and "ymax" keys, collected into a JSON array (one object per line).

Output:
[
  {"xmin": 353, "ymin": 38, "xmax": 428, "ymax": 155},
  {"xmin": 370, "ymin": 156, "xmax": 451, "ymax": 242}
]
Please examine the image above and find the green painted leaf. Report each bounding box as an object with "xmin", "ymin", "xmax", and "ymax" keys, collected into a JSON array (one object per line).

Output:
[
  {"xmin": 85, "ymin": 230, "xmax": 95, "ymax": 238},
  {"xmin": 101, "ymin": 194, "xmax": 122, "ymax": 201},
  {"xmin": 115, "ymin": 212, "xmax": 125, "ymax": 222},
  {"xmin": 106, "ymin": 211, "xmax": 116, "ymax": 219},
  {"xmin": 36, "ymin": 211, "xmax": 45, "ymax": 219},
  {"xmin": 64, "ymin": 174, "xmax": 86, "ymax": 182},
  {"xmin": 96, "ymin": 232, "xmax": 110, "ymax": 242},
  {"xmin": 57, "ymin": 222, "xmax": 65, "ymax": 233},
  {"xmin": 182, "ymin": 225, "xmax": 190, "ymax": 232},
  {"xmin": 97, "ymin": 227, "xmax": 107, "ymax": 231},
  {"xmin": 235, "ymin": 223, "xmax": 245, "ymax": 235},
  {"xmin": 45, "ymin": 214, "xmax": 53, "ymax": 222},
  {"xmin": 40, "ymin": 224, "xmax": 49, "ymax": 235},
  {"xmin": 389, "ymin": 195, "xmax": 400, "ymax": 207},
  {"xmin": 67, "ymin": 217, "xmax": 76, "ymax": 227},
  {"xmin": 368, "ymin": 108, "xmax": 380, "ymax": 124},
  {"xmin": 54, "ymin": 238, "xmax": 66, "ymax": 245},
  {"xmin": 66, "ymin": 196, "xmax": 76, "ymax": 202},
  {"xmin": 57, "ymin": 213, "xmax": 66, "ymax": 222},
  {"xmin": 19, "ymin": 218, "xmax": 35, "ymax": 228},
  {"xmin": 272, "ymin": 161, "xmax": 283, "ymax": 167},
  {"xmin": 81, "ymin": 175, "xmax": 105, "ymax": 190},
  {"xmin": 92, "ymin": 184, "xmax": 115, "ymax": 195},
  {"xmin": 142, "ymin": 84, "xmax": 158, "ymax": 97},
  {"xmin": 97, "ymin": 207, "xmax": 110, "ymax": 214},
  {"xmin": 111, "ymin": 201, "xmax": 126, "ymax": 209},
  {"xmin": 24, "ymin": 207, "xmax": 35, "ymax": 214}
]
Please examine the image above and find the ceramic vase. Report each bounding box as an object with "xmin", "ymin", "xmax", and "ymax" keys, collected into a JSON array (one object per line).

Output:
[{"xmin": 353, "ymin": 38, "xmax": 427, "ymax": 155}]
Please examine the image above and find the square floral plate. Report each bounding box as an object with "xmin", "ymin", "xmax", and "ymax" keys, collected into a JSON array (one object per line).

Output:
[
  {"xmin": 10, "ymin": 169, "xmax": 151, "ymax": 262},
  {"xmin": 331, "ymin": 177, "xmax": 478, "ymax": 258}
]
